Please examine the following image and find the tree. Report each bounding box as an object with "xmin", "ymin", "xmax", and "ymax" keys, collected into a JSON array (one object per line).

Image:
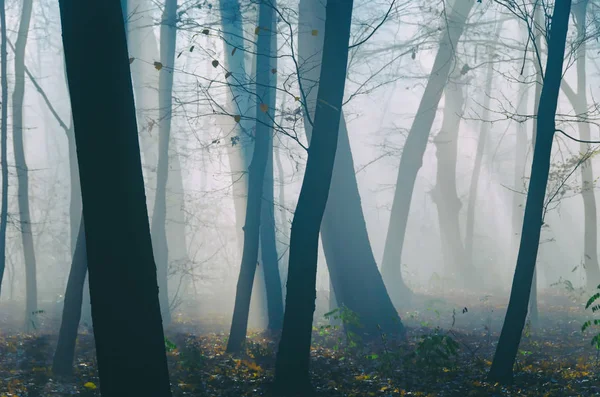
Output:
[
  {"xmin": 431, "ymin": 74, "xmax": 468, "ymax": 278},
  {"xmin": 151, "ymin": 0, "xmax": 178, "ymax": 325},
  {"xmin": 227, "ymin": 0, "xmax": 280, "ymax": 352},
  {"xmin": 297, "ymin": 0, "xmax": 402, "ymax": 337},
  {"xmin": 0, "ymin": 0, "xmax": 8, "ymax": 298},
  {"xmin": 274, "ymin": 0, "xmax": 354, "ymax": 393},
  {"xmin": 52, "ymin": 217, "xmax": 86, "ymax": 376},
  {"xmin": 58, "ymin": 1, "xmax": 172, "ymax": 395},
  {"xmin": 560, "ymin": 0, "xmax": 600, "ymax": 290},
  {"xmin": 380, "ymin": 0, "xmax": 474, "ymax": 303},
  {"xmin": 488, "ymin": 0, "xmax": 572, "ymax": 383},
  {"xmin": 13, "ymin": 0, "xmax": 37, "ymax": 330}
]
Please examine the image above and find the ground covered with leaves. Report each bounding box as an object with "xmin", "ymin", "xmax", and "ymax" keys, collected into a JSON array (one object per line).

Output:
[{"xmin": 1, "ymin": 291, "xmax": 600, "ymax": 396}]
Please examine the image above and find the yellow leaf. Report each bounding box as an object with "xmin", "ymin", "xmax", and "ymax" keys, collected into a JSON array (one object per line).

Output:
[
  {"xmin": 311, "ymin": 29, "xmax": 318, "ymax": 36},
  {"xmin": 234, "ymin": 115, "xmax": 241, "ymax": 123},
  {"xmin": 154, "ymin": 61, "xmax": 163, "ymax": 71},
  {"xmin": 84, "ymin": 382, "xmax": 97, "ymax": 390},
  {"xmin": 259, "ymin": 103, "xmax": 269, "ymax": 113},
  {"xmin": 255, "ymin": 26, "xmax": 261, "ymax": 34},
  {"xmin": 294, "ymin": 96, "xmax": 300, "ymax": 101}
]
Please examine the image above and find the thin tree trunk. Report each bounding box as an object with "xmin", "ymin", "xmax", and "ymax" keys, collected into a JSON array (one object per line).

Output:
[
  {"xmin": 274, "ymin": 0, "xmax": 354, "ymax": 393},
  {"xmin": 12, "ymin": 0, "xmax": 37, "ymax": 330},
  {"xmin": 431, "ymin": 76, "xmax": 469, "ymax": 282},
  {"xmin": 488, "ymin": 0, "xmax": 571, "ymax": 383},
  {"xmin": 59, "ymin": 1, "xmax": 172, "ymax": 395},
  {"xmin": 151, "ymin": 0, "xmax": 178, "ymax": 326},
  {"xmin": 259, "ymin": 0, "xmax": 284, "ymax": 333},
  {"xmin": 464, "ymin": 24, "xmax": 501, "ymax": 273},
  {"xmin": 380, "ymin": 0, "xmax": 474, "ymax": 305},
  {"xmin": 298, "ymin": 0, "xmax": 402, "ymax": 335},
  {"xmin": 0, "ymin": 0, "xmax": 8, "ymax": 298},
  {"xmin": 227, "ymin": 0, "xmax": 277, "ymax": 352},
  {"xmin": 52, "ymin": 216, "xmax": 86, "ymax": 377}
]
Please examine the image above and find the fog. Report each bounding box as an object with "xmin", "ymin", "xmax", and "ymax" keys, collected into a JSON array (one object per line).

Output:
[{"xmin": 0, "ymin": 0, "xmax": 599, "ymax": 395}]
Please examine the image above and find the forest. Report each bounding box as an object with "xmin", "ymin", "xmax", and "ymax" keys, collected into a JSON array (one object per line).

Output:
[{"xmin": 0, "ymin": 0, "xmax": 599, "ymax": 395}]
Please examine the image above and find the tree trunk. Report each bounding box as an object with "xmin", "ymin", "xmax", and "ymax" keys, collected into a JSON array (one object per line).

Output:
[
  {"xmin": 464, "ymin": 23, "xmax": 501, "ymax": 275},
  {"xmin": 12, "ymin": 0, "xmax": 37, "ymax": 330},
  {"xmin": 59, "ymin": 1, "xmax": 172, "ymax": 395},
  {"xmin": 52, "ymin": 216, "xmax": 86, "ymax": 377},
  {"xmin": 488, "ymin": 0, "xmax": 571, "ymax": 383},
  {"xmin": 227, "ymin": 0, "xmax": 278, "ymax": 352},
  {"xmin": 0, "ymin": 0, "xmax": 8, "ymax": 298},
  {"xmin": 380, "ymin": 0, "xmax": 474, "ymax": 305},
  {"xmin": 561, "ymin": 0, "xmax": 600, "ymax": 290},
  {"xmin": 274, "ymin": 0, "xmax": 354, "ymax": 393},
  {"xmin": 219, "ymin": 0, "xmax": 253, "ymax": 246},
  {"xmin": 298, "ymin": 0, "xmax": 402, "ymax": 336},
  {"xmin": 150, "ymin": 0, "xmax": 178, "ymax": 326},
  {"xmin": 259, "ymin": 0, "xmax": 284, "ymax": 333},
  {"xmin": 431, "ymin": 77, "xmax": 469, "ymax": 282}
]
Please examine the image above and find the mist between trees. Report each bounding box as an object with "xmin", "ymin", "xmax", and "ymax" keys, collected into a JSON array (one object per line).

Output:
[{"xmin": 1, "ymin": 0, "xmax": 600, "ymax": 396}]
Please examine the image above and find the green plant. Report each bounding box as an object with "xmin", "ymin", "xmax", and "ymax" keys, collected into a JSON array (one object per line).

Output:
[
  {"xmin": 411, "ymin": 327, "xmax": 459, "ymax": 369},
  {"xmin": 582, "ymin": 285, "xmax": 600, "ymax": 349}
]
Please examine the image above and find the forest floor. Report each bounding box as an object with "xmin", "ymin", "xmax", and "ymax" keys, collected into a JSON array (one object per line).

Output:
[{"xmin": 1, "ymin": 289, "xmax": 599, "ymax": 396}]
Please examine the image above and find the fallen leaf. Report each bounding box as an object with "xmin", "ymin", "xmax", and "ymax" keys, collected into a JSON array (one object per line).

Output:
[{"xmin": 154, "ymin": 61, "xmax": 163, "ymax": 71}]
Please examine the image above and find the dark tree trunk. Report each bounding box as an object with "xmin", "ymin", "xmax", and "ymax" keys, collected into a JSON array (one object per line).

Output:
[
  {"xmin": 259, "ymin": 0, "xmax": 284, "ymax": 333},
  {"xmin": 227, "ymin": 0, "xmax": 278, "ymax": 352},
  {"xmin": 0, "ymin": 0, "xmax": 8, "ymax": 298},
  {"xmin": 58, "ymin": 1, "xmax": 172, "ymax": 395},
  {"xmin": 380, "ymin": 0, "xmax": 474, "ymax": 305},
  {"xmin": 151, "ymin": 0, "xmax": 178, "ymax": 326},
  {"xmin": 52, "ymin": 216, "xmax": 86, "ymax": 377},
  {"xmin": 298, "ymin": 0, "xmax": 402, "ymax": 336},
  {"xmin": 274, "ymin": 0, "xmax": 354, "ymax": 393},
  {"xmin": 13, "ymin": 0, "xmax": 37, "ymax": 330},
  {"xmin": 488, "ymin": 0, "xmax": 571, "ymax": 383}
]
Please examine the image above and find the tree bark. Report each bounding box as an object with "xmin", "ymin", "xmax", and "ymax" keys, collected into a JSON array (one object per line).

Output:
[
  {"xmin": 0, "ymin": 0, "xmax": 8, "ymax": 299},
  {"xmin": 52, "ymin": 216, "xmax": 86, "ymax": 377},
  {"xmin": 150, "ymin": 0, "xmax": 178, "ymax": 326},
  {"xmin": 488, "ymin": 0, "xmax": 571, "ymax": 383},
  {"xmin": 227, "ymin": 0, "xmax": 278, "ymax": 352},
  {"xmin": 259, "ymin": 3, "xmax": 284, "ymax": 332},
  {"xmin": 298, "ymin": 0, "xmax": 402, "ymax": 336},
  {"xmin": 59, "ymin": 1, "xmax": 172, "ymax": 395},
  {"xmin": 380, "ymin": 0, "xmax": 474, "ymax": 305},
  {"xmin": 12, "ymin": 0, "xmax": 37, "ymax": 330},
  {"xmin": 274, "ymin": 0, "xmax": 354, "ymax": 393}
]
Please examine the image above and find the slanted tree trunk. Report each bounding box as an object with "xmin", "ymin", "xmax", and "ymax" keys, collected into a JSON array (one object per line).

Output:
[
  {"xmin": 561, "ymin": 0, "xmax": 600, "ymax": 290},
  {"xmin": 0, "ymin": 0, "xmax": 8, "ymax": 298},
  {"xmin": 380, "ymin": 0, "xmax": 474, "ymax": 305},
  {"xmin": 298, "ymin": 0, "xmax": 402, "ymax": 335},
  {"xmin": 259, "ymin": 3, "xmax": 284, "ymax": 331},
  {"xmin": 151, "ymin": 0, "xmax": 178, "ymax": 326},
  {"xmin": 431, "ymin": 77, "xmax": 469, "ymax": 281},
  {"xmin": 488, "ymin": 0, "xmax": 571, "ymax": 383},
  {"xmin": 274, "ymin": 0, "xmax": 354, "ymax": 393},
  {"xmin": 59, "ymin": 1, "xmax": 172, "ymax": 395},
  {"xmin": 227, "ymin": 0, "xmax": 278, "ymax": 352},
  {"xmin": 52, "ymin": 216, "xmax": 86, "ymax": 376},
  {"xmin": 12, "ymin": 0, "xmax": 37, "ymax": 330}
]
